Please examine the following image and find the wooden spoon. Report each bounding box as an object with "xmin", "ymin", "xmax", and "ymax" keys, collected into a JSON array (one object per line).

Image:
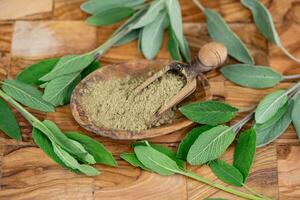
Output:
[{"xmin": 71, "ymin": 60, "xmax": 209, "ymax": 140}]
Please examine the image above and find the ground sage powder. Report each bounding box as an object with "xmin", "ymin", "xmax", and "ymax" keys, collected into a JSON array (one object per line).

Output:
[{"xmin": 81, "ymin": 72, "xmax": 186, "ymax": 131}]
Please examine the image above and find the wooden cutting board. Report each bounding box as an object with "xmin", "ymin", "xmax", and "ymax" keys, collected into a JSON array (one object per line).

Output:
[{"xmin": 0, "ymin": 0, "xmax": 300, "ymax": 199}]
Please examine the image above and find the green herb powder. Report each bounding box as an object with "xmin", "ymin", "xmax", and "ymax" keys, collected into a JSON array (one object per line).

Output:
[{"xmin": 81, "ymin": 72, "xmax": 186, "ymax": 131}]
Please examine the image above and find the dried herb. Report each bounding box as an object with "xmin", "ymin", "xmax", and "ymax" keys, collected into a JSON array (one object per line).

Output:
[
  {"xmin": 241, "ymin": 0, "xmax": 300, "ymax": 64},
  {"xmin": 221, "ymin": 64, "xmax": 283, "ymax": 89},
  {"xmin": 292, "ymin": 93, "xmax": 300, "ymax": 140},
  {"xmin": 179, "ymin": 100, "xmax": 238, "ymax": 125},
  {"xmin": 0, "ymin": 98, "xmax": 21, "ymax": 140}
]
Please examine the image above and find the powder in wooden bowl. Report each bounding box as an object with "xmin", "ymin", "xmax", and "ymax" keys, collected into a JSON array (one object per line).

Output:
[{"xmin": 81, "ymin": 72, "xmax": 186, "ymax": 131}]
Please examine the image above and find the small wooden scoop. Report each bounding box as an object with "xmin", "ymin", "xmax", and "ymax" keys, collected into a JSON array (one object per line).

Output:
[{"xmin": 137, "ymin": 42, "xmax": 228, "ymax": 124}]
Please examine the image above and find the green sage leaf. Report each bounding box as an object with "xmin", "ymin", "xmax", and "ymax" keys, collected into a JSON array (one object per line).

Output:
[
  {"xmin": 255, "ymin": 90, "xmax": 289, "ymax": 124},
  {"xmin": 255, "ymin": 102, "xmax": 292, "ymax": 147},
  {"xmin": 177, "ymin": 125, "xmax": 214, "ymax": 160},
  {"xmin": 42, "ymin": 72, "xmax": 81, "ymax": 106},
  {"xmin": 68, "ymin": 139, "xmax": 96, "ymax": 164},
  {"xmin": 204, "ymin": 9, "xmax": 254, "ymax": 64},
  {"xmin": 221, "ymin": 64, "xmax": 282, "ymax": 89},
  {"xmin": 233, "ymin": 129, "xmax": 256, "ymax": 182},
  {"xmin": 168, "ymin": 26, "xmax": 182, "ymax": 61},
  {"xmin": 130, "ymin": 0, "xmax": 165, "ymax": 29},
  {"xmin": 81, "ymin": 60, "xmax": 101, "ymax": 78},
  {"xmin": 134, "ymin": 144, "xmax": 181, "ymax": 176},
  {"xmin": 2, "ymin": 80, "xmax": 54, "ymax": 112},
  {"xmin": 86, "ymin": 7, "xmax": 134, "ymax": 26},
  {"xmin": 292, "ymin": 93, "xmax": 300, "ymax": 140},
  {"xmin": 40, "ymin": 54, "xmax": 94, "ymax": 82},
  {"xmin": 187, "ymin": 125, "xmax": 235, "ymax": 165},
  {"xmin": 113, "ymin": 30, "xmax": 139, "ymax": 47},
  {"xmin": 120, "ymin": 152, "xmax": 151, "ymax": 171},
  {"xmin": 52, "ymin": 142, "xmax": 100, "ymax": 176},
  {"xmin": 32, "ymin": 128, "xmax": 81, "ymax": 174},
  {"xmin": 179, "ymin": 100, "xmax": 238, "ymax": 125},
  {"xmin": 0, "ymin": 98, "xmax": 21, "ymax": 140},
  {"xmin": 65, "ymin": 131, "xmax": 117, "ymax": 166},
  {"xmin": 140, "ymin": 12, "xmax": 168, "ymax": 59},
  {"xmin": 165, "ymin": 0, "xmax": 191, "ymax": 61},
  {"xmin": 209, "ymin": 159, "xmax": 243, "ymax": 187},
  {"xmin": 16, "ymin": 58, "xmax": 59, "ymax": 85},
  {"xmin": 81, "ymin": 0, "xmax": 144, "ymax": 15}
]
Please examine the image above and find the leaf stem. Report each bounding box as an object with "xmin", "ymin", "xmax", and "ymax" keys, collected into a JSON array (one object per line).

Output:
[
  {"xmin": 232, "ymin": 110, "xmax": 255, "ymax": 134},
  {"xmin": 178, "ymin": 170, "xmax": 266, "ymax": 200},
  {"xmin": 283, "ymin": 74, "xmax": 300, "ymax": 81},
  {"xmin": 192, "ymin": 0, "xmax": 205, "ymax": 12},
  {"xmin": 280, "ymin": 45, "xmax": 300, "ymax": 64},
  {"xmin": 285, "ymin": 82, "xmax": 300, "ymax": 96},
  {"xmin": 0, "ymin": 89, "xmax": 39, "ymax": 124}
]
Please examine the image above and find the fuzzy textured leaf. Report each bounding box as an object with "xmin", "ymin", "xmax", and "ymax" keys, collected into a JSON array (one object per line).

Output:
[
  {"xmin": 221, "ymin": 64, "xmax": 282, "ymax": 89},
  {"xmin": 16, "ymin": 58, "xmax": 59, "ymax": 85},
  {"xmin": 177, "ymin": 125, "xmax": 214, "ymax": 160},
  {"xmin": 2, "ymin": 80, "xmax": 54, "ymax": 112},
  {"xmin": 292, "ymin": 93, "xmax": 300, "ymax": 140},
  {"xmin": 241, "ymin": 0, "xmax": 280, "ymax": 46},
  {"xmin": 204, "ymin": 9, "xmax": 253, "ymax": 64},
  {"xmin": 168, "ymin": 26, "xmax": 181, "ymax": 61},
  {"xmin": 0, "ymin": 98, "xmax": 21, "ymax": 140},
  {"xmin": 120, "ymin": 153, "xmax": 151, "ymax": 171},
  {"xmin": 179, "ymin": 100, "xmax": 238, "ymax": 125},
  {"xmin": 66, "ymin": 131, "xmax": 117, "ymax": 166},
  {"xmin": 134, "ymin": 145, "xmax": 180, "ymax": 176},
  {"xmin": 233, "ymin": 129, "xmax": 256, "ymax": 182},
  {"xmin": 81, "ymin": 0, "xmax": 144, "ymax": 15},
  {"xmin": 43, "ymin": 72, "xmax": 81, "ymax": 106},
  {"xmin": 187, "ymin": 125, "xmax": 235, "ymax": 165},
  {"xmin": 40, "ymin": 54, "xmax": 94, "ymax": 81},
  {"xmin": 209, "ymin": 159, "xmax": 243, "ymax": 187},
  {"xmin": 86, "ymin": 7, "xmax": 134, "ymax": 26},
  {"xmin": 32, "ymin": 128, "xmax": 81, "ymax": 174},
  {"xmin": 255, "ymin": 90, "xmax": 288, "ymax": 124},
  {"xmin": 141, "ymin": 12, "xmax": 168, "ymax": 59},
  {"xmin": 255, "ymin": 102, "xmax": 292, "ymax": 147},
  {"xmin": 114, "ymin": 30, "xmax": 139, "ymax": 47}
]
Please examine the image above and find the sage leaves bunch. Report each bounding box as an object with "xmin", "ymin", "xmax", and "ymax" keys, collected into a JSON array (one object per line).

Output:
[
  {"xmin": 241, "ymin": 0, "xmax": 300, "ymax": 64},
  {"xmin": 121, "ymin": 141, "xmax": 267, "ymax": 200},
  {"xmin": 81, "ymin": 0, "xmax": 191, "ymax": 61},
  {"xmin": 0, "ymin": 88, "xmax": 116, "ymax": 175}
]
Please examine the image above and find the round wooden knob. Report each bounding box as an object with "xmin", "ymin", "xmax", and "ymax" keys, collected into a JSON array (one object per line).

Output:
[{"xmin": 198, "ymin": 42, "xmax": 227, "ymax": 67}]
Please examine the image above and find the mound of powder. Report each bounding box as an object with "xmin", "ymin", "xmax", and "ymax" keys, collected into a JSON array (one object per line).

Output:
[{"xmin": 81, "ymin": 72, "xmax": 186, "ymax": 131}]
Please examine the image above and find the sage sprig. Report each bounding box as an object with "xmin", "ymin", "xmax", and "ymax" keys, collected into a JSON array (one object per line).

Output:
[
  {"xmin": 241, "ymin": 0, "xmax": 300, "ymax": 64},
  {"xmin": 192, "ymin": 0, "xmax": 254, "ymax": 64}
]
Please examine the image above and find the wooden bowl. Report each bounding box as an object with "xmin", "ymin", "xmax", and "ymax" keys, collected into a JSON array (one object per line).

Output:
[{"xmin": 70, "ymin": 60, "xmax": 210, "ymax": 140}]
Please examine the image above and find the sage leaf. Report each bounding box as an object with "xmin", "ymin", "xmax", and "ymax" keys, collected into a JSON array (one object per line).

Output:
[
  {"xmin": 168, "ymin": 26, "xmax": 182, "ymax": 61},
  {"xmin": 52, "ymin": 142, "xmax": 100, "ymax": 176},
  {"xmin": 113, "ymin": 30, "xmax": 139, "ymax": 47},
  {"xmin": 204, "ymin": 9, "xmax": 254, "ymax": 64},
  {"xmin": 81, "ymin": 60, "xmax": 101, "ymax": 78},
  {"xmin": 134, "ymin": 145, "xmax": 181, "ymax": 176},
  {"xmin": 32, "ymin": 128, "xmax": 81, "ymax": 174},
  {"xmin": 233, "ymin": 129, "xmax": 256, "ymax": 182},
  {"xmin": 42, "ymin": 72, "xmax": 81, "ymax": 106},
  {"xmin": 81, "ymin": 0, "xmax": 144, "ymax": 15},
  {"xmin": 2, "ymin": 80, "xmax": 54, "ymax": 112},
  {"xmin": 120, "ymin": 153, "xmax": 151, "ymax": 171},
  {"xmin": 16, "ymin": 58, "xmax": 59, "ymax": 85},
  {"xmin": 221, "ymin": 64, "xmax": 282, "ymax": 89},
  {"xmin": 130, "ymin": 0, "xmax": 165, "ymax": 30},
  {"xmin": 0, "ymin": 98, "xmax": 21, "ymax": 140},
  {"xmin": 179, "ymin": 100, "xmax": 238, "ymax": 125},
  {"xmin": 141, "ymin": 12, "xmax": 168, "ymax": 59},
  {"xmin": 187, "ymin": 125, "xmax": 235, "ymax": 165},
  {"xmin": 255, "ymin": 102, "xmax": 292, "ymax": 147},
  {"xmin": 255, "ymin": 90, "xmax": 289, "ymax": 124},
  {"xmin": 177, "ymin": 125, "xmax": 214, "ymax": 160},
  {"xmin": 69, "ymin": 139, "xmax": 96, "ymax": 164},
  {"xmin": 209, "ymin": 159, "xmax": 243, "ymax": 187},
  {"xmin": 165, "ymin": 0, "xmax": 191, "ymax": 61},
  {"xmin": 292, "ymin": 93, "xmax": 300, "ymax": 139},
  {"xmin": 86, "ymin": 7, "xmax": 134, "ymax": 26},
  {"xmin": 65, "ymin": 131, "xmax": 117, "ymax": 166},
  {"xmin": 40, "ymin": 54, "xmax": 94, "ymax": 82}
]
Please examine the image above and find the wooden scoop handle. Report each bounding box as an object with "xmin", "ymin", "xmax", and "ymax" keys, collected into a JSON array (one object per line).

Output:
[{"xmin": 198, "ymin": 42, "xmax": 227, "ymax": 67}]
